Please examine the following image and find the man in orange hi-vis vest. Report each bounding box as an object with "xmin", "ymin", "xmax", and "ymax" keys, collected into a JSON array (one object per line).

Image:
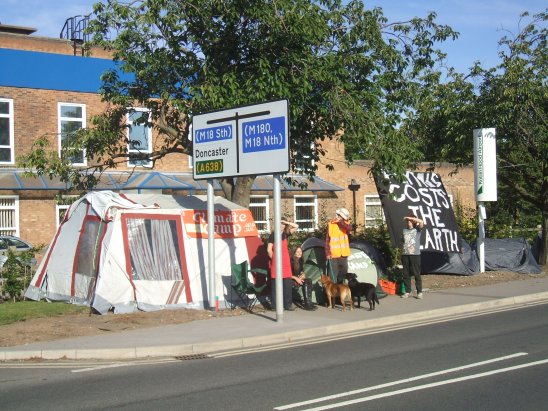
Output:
[{"xmin": 325, "ymin": 208, "xmax": 352, "ymax": 283}]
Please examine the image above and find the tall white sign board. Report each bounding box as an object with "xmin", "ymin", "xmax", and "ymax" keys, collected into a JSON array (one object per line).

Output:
[
  {"xmin": 192, "ymin": 100, "xmax": 290, "ymax": 321},
  {"xmin": 473, "ymin": 128, "xmax": 497, "ymax": 202},
  {"xmin": 473, "ymin": 128, "xmax": 497, "ymax": 273},
  {"xmin": 193, "ymin": 100, "xmax": 290, "ymax": 179}
]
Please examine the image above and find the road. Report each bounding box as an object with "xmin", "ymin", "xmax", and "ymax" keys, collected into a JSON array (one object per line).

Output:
[{"xmin": 1, "ymin": 303, "xmax": 547, "ymax": 410}]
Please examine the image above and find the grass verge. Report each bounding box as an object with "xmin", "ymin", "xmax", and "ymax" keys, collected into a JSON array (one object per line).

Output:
[{"xmin": 0, "ymin": 301, "xmax": 89, "ymax": 326}]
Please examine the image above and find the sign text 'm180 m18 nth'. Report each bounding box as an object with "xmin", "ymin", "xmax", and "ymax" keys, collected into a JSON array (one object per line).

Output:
[{"xmin": 192, "ymin": 100, "xmax": 290, "ymax": 180}]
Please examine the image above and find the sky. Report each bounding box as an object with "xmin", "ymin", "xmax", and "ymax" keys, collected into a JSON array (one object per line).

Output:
[{"xmin": 1, "ymin": 0, "xmax": 545, "ymax": 73}]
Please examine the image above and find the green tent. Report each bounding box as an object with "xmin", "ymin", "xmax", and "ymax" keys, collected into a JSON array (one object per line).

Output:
[{"xmin": 300, "ymin": 238, "xmax": 387, "ymax": 305}]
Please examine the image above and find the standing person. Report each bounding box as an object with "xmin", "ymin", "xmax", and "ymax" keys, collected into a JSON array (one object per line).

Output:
[
  {"xmin": 401, "ymin": 212, "xmax": 425, "ymax": 299},
  {"xmin": 325, "ymin": 208, "xmax": 352, "ymax": 283},
  {"xmin": 267, "ymin": 220, "xmax": 299, "ymax": 311},
  {"xmin": 290, "ymin": 246, "xmax": 317, "ymax": 311}
]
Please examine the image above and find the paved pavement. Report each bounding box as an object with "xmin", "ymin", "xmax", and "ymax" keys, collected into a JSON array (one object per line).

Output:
[{"xmin": 2, "ymin": 276, "xmax": 548, "ymax": 361}]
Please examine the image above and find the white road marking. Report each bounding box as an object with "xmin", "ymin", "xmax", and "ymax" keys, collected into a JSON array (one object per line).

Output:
[
  {"xmin": 300, "ymin": 358, "xmax": 548, "ymax": 411},
  {"xmin": 275, "ymin": 352, "xmax": 528, "ymax": 410},
  {"xmin": 72, "ymin": 358, "xmax": 181, "ymax": 373},
  {"xmin": 214, "ymin": 302, "xmax": 548, "ymax": 358}
]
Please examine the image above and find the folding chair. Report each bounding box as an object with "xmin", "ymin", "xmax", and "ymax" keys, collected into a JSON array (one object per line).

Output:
[{"xmin": 231, "ymin": 261, "xmax": 268, "ymax": 311}]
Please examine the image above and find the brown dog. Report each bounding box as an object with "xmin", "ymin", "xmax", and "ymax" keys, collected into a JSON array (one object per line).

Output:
[{"xmin": 320, "ymin": 274, "xmax": 353, "ymax": 311}]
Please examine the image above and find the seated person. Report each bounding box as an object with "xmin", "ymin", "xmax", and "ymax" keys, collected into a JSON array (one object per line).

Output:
[{"xmin": 290, "ymin": 246, "xmax": 317, "ymax": 311}]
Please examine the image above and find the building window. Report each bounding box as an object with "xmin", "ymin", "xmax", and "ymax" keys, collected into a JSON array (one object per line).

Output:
[
  {"xmin": 0, "ymin": 98, "xmax": 14, "ymax": 164},
  {"xmin": 127, "ymin": 108, "xmax": 152, "ymax": 167},
  {"xmin": 0, "ymin": 196, "xmax": 19, "ymax": 236},
  {"xmin": 56, "ymin": 195, "xmax": 78, "ymax": 228},
  {"xmin": 294, "ymin": 141, "xmax": 314, "ymax": 172},
  {"xmin": 294, "ymin": 195, "xmax": 317, "ymax": 232},
  {"xmin": 58, "ymin": 103, "xmax": 86, "ymax": 165},
  {"xmin": 364, "ymin": 195, "xmax": 385, "ymax": 227},
  {"xmin": 250, "ymin": 195, "xmax": 270, "ymax": 234}
]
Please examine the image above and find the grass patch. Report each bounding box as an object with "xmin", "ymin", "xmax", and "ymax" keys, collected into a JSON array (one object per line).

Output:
[{"xmin": 0, "ymin": 301, "xmax": 89, "ymax": 326}]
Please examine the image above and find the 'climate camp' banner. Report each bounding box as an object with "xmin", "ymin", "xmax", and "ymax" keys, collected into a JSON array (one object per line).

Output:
[{"xmin": 375, "ymin": 172, "xmax": 461, "ymax": 253}]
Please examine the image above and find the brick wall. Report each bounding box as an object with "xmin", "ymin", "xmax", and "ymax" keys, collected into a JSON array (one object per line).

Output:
[
  {"xmin": 0, "ymin": 32, "xmax": 112, "ymax": 58},
  {"xmin": 18, "ymin": 192, "xmax": 57, "ymax": 246},
  {"xmin": 0, "ymin": 86, "xmax": 190, "ymax": 170},
  {"xmin": 314, "ymin": 137, "xmax": 476, "ymax": 228}
]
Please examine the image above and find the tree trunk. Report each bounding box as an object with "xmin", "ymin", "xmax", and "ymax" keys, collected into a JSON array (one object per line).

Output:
[
  {"xmin": 231, "ymin": 176, "xmax": 255, "ymax": 208},
  {"xmin": 218, "ymin": 176, "xmax": 255, "ymax": 208}
]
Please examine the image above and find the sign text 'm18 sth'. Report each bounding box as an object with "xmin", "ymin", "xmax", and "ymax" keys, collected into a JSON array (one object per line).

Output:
[{"xmin": 194, "ymin": 125, "xmax": 232, "ymax": 143}]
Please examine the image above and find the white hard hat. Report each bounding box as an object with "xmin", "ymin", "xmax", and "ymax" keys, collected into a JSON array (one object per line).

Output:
[{"xmin": 336, "ymin": 208, "xmax": 350, "ymax": 221}]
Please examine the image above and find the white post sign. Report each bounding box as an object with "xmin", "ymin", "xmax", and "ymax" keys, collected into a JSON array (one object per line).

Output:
[
  {"xmin": 192, "ymin": 100, "xmax": 289, "ymax": 179},
  {"xmin": 473, "ymin": 128, "xmax": 497, "ymax": 273},
  {"xmin": 473, "ymin": 128, "xmax": 497, "ymax": 202}
]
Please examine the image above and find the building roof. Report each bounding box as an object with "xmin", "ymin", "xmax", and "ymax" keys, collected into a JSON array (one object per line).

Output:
[
  {"xmin": 0, "ymin": 24, "xmax": 37, "ymax": 35},
  {"xmin": 0, "ymin": 170, "xmax": 343, "ymax": 192}
]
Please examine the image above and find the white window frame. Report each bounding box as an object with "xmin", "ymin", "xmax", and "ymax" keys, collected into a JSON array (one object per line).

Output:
[
  {"xmin": 364, "ymin": 195, "xmax": 385, "ymax": 228},
  {"xmin": 0, "ymin": 98, "xmax": 15, "ymax": 165},
  {"xmin": 293, "ymin": 195, "xmax": 317, "ymax": 232},
  {"xmin": 58, "ymin": 102, "xmax": 86, "ymax": 166},
  {"xmin": 0, "ymin": 195, "xmax": 19, "ymax": 236},
  {"xmin": 249, "ymin": 195, "xmax": 270, "ymax": 234},
  {"xmin": 55, "ymin": 195, "xmax": 78, "ymax": 228},
  {"xmin": 127, "ymin": 108, "xmax": 152, "ymax": 168},
  {"xmin": 56, "ymin": 204, "xmax": 71, "ymax": 228}
]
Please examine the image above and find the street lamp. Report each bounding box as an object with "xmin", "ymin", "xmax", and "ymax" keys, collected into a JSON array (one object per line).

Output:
[{"xmin": 347, "ymin": 179, "xmax": 361, "ymax": 234}]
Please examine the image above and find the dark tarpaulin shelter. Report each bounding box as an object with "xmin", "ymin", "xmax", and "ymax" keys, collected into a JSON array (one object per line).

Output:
[
  {"xmin": 473, "ymin": 237, "xmax": 541, "ymax": 274},
  {"xmin": 421, "ymin": 238, "xmax": 479, "ymax": 276}
]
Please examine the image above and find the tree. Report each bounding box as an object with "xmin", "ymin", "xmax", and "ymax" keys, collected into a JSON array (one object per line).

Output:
[
  {"xmin": 19, "ymin": 0, "xmax": 457, "ymax": 206},
  {"xmin": 405, "ymin": 10, "xmax": 547, "ymax": 265}
]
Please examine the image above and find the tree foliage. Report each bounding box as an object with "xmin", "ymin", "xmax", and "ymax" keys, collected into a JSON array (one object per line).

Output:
[
  {"xmin": 405, "ymin": 10, "xmax": 547, "ymax": 264},
  {"xmin": 1, "ymin": 249, "xmax": 34, "ymax": 302},
  {"xmin": 18, "ymin": 0, "xmax": 457, "ymax": 206}
]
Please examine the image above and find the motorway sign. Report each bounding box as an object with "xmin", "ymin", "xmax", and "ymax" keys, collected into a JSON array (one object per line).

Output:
[{"xmin": 192, "ymin": 100, "xmax": 289, "ymax": 180}]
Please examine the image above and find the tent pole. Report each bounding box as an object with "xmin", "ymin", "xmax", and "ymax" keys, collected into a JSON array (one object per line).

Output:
[{"xmin": 207, "ymin": 179, "xmax": 216, "ymax": 310}]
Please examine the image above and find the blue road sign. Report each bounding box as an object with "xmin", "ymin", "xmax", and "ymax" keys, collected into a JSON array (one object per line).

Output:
[
  {"xmin": 194, "ymin": 125, "xmax": 232, "ymax": 144},
  {"xmin": 242, "ymin": 116, "xmax": 286, "ymax": 153}
]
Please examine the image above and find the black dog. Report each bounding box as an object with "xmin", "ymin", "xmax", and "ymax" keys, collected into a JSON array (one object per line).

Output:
[{"xmin": 345, "ymin": 273, "xmax": 380, "ymax": 311}]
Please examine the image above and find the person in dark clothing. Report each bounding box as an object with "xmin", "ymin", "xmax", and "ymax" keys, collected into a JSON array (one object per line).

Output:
[
  {"xmin": 401, "ymin": 212, "xmax": 425, "ymax": 299},
  {"xmin": 290, "ymin": 246, "xmax": 317, "ymax": 311},
  {"xmin": 267, "ymin": 220, "xmax": 299, "ymax": 311}
]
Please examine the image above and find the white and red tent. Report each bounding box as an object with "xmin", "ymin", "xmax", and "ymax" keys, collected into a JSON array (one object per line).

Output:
[{"xmin": 25, "ymin": 191, "xmax": 265, "ymax": 314}]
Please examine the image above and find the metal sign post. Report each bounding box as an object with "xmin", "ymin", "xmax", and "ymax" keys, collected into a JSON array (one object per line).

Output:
[
  {"xmin": 478, "ymin": 202, "xmax": 486, "ymax": 273},
  {"xmin": 273, "ymin": 174, "xmax": 283, "ymax": 322},
  {"xmin": 193, "ymin": 100, "xmax": 289, "ymax": 315},
  {"xmin": 473, "ymin": 128, "xmax": 497, "ymax": 273},
  {"xmin": 207, "ymin": 179, "xmax": 215, "ymax": 309}
]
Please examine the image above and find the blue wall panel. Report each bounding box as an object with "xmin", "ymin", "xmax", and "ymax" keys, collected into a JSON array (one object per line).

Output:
[{"xmin": 0, "ymin": 48, "xmax": 132, "ymax": 93}]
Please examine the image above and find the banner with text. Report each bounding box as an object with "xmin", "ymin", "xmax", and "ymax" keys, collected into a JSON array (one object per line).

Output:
[
  {"xmin": 375, "ymin": 172, "xmax": 461, "ymax": 253},
  {"xmin": 183, "ymin": 210, "xmax": 259, "ymax": 239}
]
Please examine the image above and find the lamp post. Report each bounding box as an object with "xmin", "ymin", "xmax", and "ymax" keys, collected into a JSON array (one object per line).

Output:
[{"xmin": 347, "ymin": 179, "xmax": 361, "ymax": 234}]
